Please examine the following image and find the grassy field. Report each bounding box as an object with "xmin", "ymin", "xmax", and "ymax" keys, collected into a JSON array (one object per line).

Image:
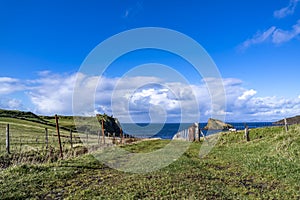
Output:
[{"xmin": 0, "ymin": 122, "xmax": 299, "ymax": 199}]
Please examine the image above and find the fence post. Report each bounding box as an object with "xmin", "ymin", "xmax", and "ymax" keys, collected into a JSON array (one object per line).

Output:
[
  {"xmin": 284, "ymin": 118, "xmax": 289, "ymax": 132},
  {"xmin": 6, "ymin": 124, "xmax": 10, "ymax": 154},
  {"xmin": 55, "ymin": 114, "xmax": 63, "ymax": 158},
  {"xmin": 70, "ymin": 129, "xmax": 73, "ymax": 149},
  {"xmin": 120, "ymin": 128, "xmax": 123, "ymax": 144},
  {"xmin": 45, "ymin": 128, "xmax": 48, "ymax": 149},
  {"xmin": 244, "ymin": 125, "xmax": 250, "ymax": 142}
]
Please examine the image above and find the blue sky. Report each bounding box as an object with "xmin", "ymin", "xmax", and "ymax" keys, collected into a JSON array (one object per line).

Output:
[{"xmin": 0, "ymin": 0, "xmax": 300, "ymax": 122}]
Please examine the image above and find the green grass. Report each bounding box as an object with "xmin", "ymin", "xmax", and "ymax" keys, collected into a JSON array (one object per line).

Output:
[{"xmin": 0, "ymin": 124, "xmax": 300, "ymax": 199}]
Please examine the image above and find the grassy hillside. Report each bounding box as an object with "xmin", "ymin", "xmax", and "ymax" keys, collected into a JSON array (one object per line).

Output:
[
  {"xmin": 0, "ymin": 109, "xmax": 78, "ymax": 132},
  {"xmin": 0, "ymin": 109, "xmax": 47, "ymax": 123},
  {"xmin": 0, "ymin": 124, "xmax": 299, "ymax": 199}
]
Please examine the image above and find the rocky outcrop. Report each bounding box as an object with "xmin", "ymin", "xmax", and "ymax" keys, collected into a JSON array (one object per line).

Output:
[
  {"xmin": 96, "ymin": 114, "xmax": 123, "ymax": 137},
  {"xmin": 273, "ymin": 115, "xmax": 300, "ymax": 125},
  {"xmin": 204, "ymin": 118, "xmax": 233, "ymax": 130}
]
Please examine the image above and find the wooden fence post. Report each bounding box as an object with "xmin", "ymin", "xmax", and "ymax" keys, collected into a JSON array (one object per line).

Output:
[
  {"xmin": 245, "ymin": 125, "xmax": 250, "ymax": 142},
  {"xmin": 6, "ymin": 124, "xmax": 10, "ymax": 154},
  {"xmin": 70, "ymin": 129, "xmax": 73, "ymax": 149},
  {"xmin": 120, "ymin": 128, "xmax": 123, "ymax": 144},
  {"xmin": 45, "ymin": 128, "xmax": 48, "ymax": 149},
  {"xmin": 284, "ymin": 118, "xmax": 289, "ymax": 132},
  {"xmin": 55, "ymin": 114, "xmax": 63, "ymax": 158}
]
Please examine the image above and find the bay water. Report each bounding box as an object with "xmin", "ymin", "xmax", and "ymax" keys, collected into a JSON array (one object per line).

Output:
[{"xmin": 121, "ymin": 122, "xmax": 275, "ymax": 139}]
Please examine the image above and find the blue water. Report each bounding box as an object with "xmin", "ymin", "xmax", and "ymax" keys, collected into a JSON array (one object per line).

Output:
[{"xmin": 121, "ymin": 122, "xmax": 275, "ymax": 139}]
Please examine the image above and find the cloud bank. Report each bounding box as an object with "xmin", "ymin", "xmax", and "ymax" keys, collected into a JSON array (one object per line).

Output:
[{"xmin": 0, "ymin": 72, "xmax": 299, "ymax": 122}]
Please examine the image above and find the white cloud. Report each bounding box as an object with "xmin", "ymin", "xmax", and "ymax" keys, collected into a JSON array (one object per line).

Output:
[
  {"xmin": 240, "ymin": 20, "xmax": 300, "ymax": 49},
  {"xmin": 274, "ymin": 0, "xmax": 299, "ymax": 19},
  {"xmin": 0, "ymin": 77, "xmax": 26, "ymax": 110},
  {"xmin": 239, "ymin": 96, "xmax": 300, "ymax": 121},
  {"xmin": 240, "ymin": 27, "xmax": 276, "ymax": 50},
  {"xmin": 0, "ymin": 77, "xmax": 18, "ymax": 83},
  {"xmin": 238, "ymin": 89, "xmax": 257, "ymax": 100},
  {"xmin": 107, "ymin": 76, "xmax": 199, "ymax": 123},
  {"xmin": 28, "ymin": 72, "xmax": 78, "ymax": 115},
  {"xmin": 0, "ymin": 77, "xmax": 24, "ymax": 94},
  {"xmin": 212, "ymin": 80, "xmax": 300, "ymax": 121},
  {"xmin": 0, "ymin": 98, "xmax": 23, "ymax": 110},
  {"xmin": 241, "ymin": 0, "xmax": 300, "ymax": 50},
  {"xmin": 7, "ymin": 99, "xmax": 22, "ymax": 109},
  {"xmin": 130, "ymin": 88, "xmax": 180, "ymax": 110},
  {"xmin": 272, "ymin": 20, "xmax": 300, "ymax": 43},
  {"xmin": 37, "ymin": 70, "xmax": 52, "ymax": 76}
]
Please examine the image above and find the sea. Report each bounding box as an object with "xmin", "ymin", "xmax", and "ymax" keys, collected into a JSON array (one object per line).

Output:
[{"xmin": 121, "ymin": 122, "xmax": 276, "ymax": 139}]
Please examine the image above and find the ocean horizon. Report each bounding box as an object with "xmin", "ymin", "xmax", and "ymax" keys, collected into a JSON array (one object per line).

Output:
[{"xmin": 121, "ymin": 122, "xmax": 276, "ymax": 139}]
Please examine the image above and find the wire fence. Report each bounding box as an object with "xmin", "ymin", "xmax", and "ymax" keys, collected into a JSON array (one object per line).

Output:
[
  {"xmin": 0, "ymin": 122, "xmax": 133, "ymax": 156},
  {"xmin": 0, "ymin": 123, "xmax": 80, "ymax": 154}
]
